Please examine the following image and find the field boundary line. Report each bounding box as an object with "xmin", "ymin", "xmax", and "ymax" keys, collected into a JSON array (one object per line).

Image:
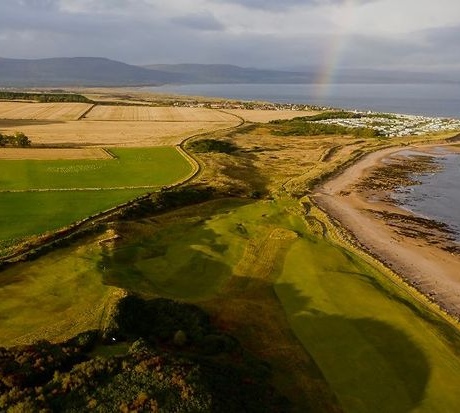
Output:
[
  {"xmin": 0, "ymin": 119, "xmax": 244, "ymax": 264},
  {"xmin": 77, "ymin": 103, "xmax": 96, "ymax": 120}
]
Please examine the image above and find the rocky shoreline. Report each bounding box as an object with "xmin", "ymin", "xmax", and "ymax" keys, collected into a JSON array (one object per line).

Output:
[
  {"xmin": 357, "ymin": 150, "xmax": 460, "ymax": 255},
  {"xmin": 314, "ymin": 144, "xmax": 460, "ymax": 319}
]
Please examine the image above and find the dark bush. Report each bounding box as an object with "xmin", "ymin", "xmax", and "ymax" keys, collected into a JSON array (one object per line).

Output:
[{"xmin": 187, "ymin": 138, "xmax": 238, "ymax": 154}]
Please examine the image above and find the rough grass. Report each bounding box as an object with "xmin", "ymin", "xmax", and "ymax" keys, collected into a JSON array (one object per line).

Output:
[{"xmin": 0, "ymin": 238, "xmax": 120, "ymax": 346}]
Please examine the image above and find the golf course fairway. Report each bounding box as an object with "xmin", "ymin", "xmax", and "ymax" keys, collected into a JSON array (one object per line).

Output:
[{"xmin": 1, "ymin": 197, "xmax": 460, "ymax": 412}]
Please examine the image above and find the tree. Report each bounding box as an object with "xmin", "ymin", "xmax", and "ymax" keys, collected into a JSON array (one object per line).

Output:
[{"xmin": 13, "ymin": 132, "xmax": 31, "ymax": 147}]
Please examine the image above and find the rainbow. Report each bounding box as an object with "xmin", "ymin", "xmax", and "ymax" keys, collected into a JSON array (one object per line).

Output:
[{"xmin": 313, "ymin": 0, "xmax": 358, "ymax": 100}]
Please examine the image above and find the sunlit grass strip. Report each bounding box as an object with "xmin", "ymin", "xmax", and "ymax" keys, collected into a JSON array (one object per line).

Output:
[{"xmin": 0, "ymin": 147, "xmax": 192, "ymax": 190}]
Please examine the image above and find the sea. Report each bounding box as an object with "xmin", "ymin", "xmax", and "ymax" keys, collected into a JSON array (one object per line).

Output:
[
  {"xmin": 145, "ymin": 82, "xmax": 460, "ymax": 238},
  {"xmin": 145, "ymin": 83, "xmax": 460, "ymax": 119},
  {"xmin": 392, "ymin": 150, "xmax": 460, "ymax": 242}
]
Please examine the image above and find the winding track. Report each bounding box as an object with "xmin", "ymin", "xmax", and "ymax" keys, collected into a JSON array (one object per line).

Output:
[{"xmin": 0, "ymin": 111, "xmax": 245, "ymax": 263}]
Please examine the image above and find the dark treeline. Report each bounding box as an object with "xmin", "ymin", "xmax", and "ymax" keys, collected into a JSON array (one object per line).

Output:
[
  {"xmin": 0, "ymin": 131, "xmax": 31, "ymax": 147},
  {"xmin": 0, "ymin": 91, "xmax": 93, "ymax": 103},
  {"xmin": 0, "ymin": 296, "xmax": 289, "ymax": 412}
]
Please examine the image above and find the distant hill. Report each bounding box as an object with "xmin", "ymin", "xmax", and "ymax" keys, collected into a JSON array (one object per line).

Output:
[
  {"xmin": 144, "ymin": 63, "xmax": 315, "ymax": 84},
  {"xmin": 0, "ymin": 57, "xmax": 457, "ymax": 87},
  {"xmin": 146, "ymin": 63, "xmax": 459, "ymax": 85},
  {"xmin": 0, "ymin": 57, "xmax": 181, "ymax": 87}
]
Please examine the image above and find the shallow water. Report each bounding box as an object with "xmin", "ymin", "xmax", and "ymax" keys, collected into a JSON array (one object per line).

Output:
[{"xmin": 392, "ymin": 149, "xmax": 460, "ymax": 241}]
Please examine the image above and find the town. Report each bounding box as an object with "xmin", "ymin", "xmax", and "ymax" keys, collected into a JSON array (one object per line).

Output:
[{"xmin": 299, "ymin": 111, "xmax": 460, "ymax": 137}]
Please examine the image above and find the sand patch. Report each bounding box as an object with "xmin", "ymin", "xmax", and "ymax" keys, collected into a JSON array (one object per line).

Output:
[{"xmin": 314, "ymin": 145, "xmax": 460, "ymax": 317}]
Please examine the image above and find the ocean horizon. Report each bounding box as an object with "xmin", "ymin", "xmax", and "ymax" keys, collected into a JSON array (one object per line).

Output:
[{"xmin": 144, "ymin": 83, "xmax": 460, "ymax": 119}]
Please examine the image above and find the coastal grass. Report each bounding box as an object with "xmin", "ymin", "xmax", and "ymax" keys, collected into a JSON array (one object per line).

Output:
[
  {"xmin": 276, "ymin": 221, "xmax": 460, "ymax": 413},
  {"xmin": 101, "ymin": 198, "xmax": 251, "ymax": 300},
  {"xmin": 0, "ymin": 239, "xmax": 119, "ymax": 346}
]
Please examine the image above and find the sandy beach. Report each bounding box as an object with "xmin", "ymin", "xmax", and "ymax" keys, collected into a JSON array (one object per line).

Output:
[{"xmin": 314, "ymin": 144, "xmax": 460, "ymax": 318}]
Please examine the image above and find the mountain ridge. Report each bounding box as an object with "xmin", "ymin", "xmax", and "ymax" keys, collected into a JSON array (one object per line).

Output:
[{"xmin": 0, "ymin": 57, "xmax": 457, "ymax": 87}]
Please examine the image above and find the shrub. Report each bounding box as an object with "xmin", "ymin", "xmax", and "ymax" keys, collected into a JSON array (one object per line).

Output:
[{"xmin": 187, "ymin": 139, "xmax": 238, "ymax": 154}]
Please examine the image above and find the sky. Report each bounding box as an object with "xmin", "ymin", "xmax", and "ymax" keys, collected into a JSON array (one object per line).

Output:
[{"xmin": 0, "ymin": 0, "xmax": 459, "ymax": 73}]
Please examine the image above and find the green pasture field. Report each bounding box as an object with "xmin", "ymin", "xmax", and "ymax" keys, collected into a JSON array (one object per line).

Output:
[
  {"xmin": 0, "ymin": 147, "xmax": 193, "ymax": 245},
  {"xmin": 0, "ymin": 189, "xmax": 146, "ymax": 245},
  {"xmin": 2, "ymin": 197, "xmax": 460, "ymax": 412},
  {"xmin": 0, "ymin": 147, "xmax": 192, "ymax": 190}
]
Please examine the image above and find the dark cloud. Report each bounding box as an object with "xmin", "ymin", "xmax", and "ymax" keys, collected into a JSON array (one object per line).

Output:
[
  {"xmin": 0, "ymin": 0, "xmax": 457, "ymax": 73},
  {"xmin": 171, "ymin": 12, "xmax": 225, "ymax": 32},
  {"xmin": 412, "ymin": 25, "xmax": 460, "ymax": 67},
  {"xmin": 216, "ymin": 0, "xmax": 375, "ymax": 11},
  {"xmin": 422, "ymin": 25, "xmax": 460, "ymax": 46}
]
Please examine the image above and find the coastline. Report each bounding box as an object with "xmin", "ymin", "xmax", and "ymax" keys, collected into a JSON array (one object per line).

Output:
[{"xmin": 313, "ymin": 144, "xmax": 460, "ymax": 319}]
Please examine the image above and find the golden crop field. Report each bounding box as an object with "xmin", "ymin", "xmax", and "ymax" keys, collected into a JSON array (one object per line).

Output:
[
  {"xmin": 0, "ymin": 120, "xmax": 238, "ymax": 146},
  {"xmin": 222, "ymin": 109, "xmax": 321, "ymax": 123},
  {"xmin": 0, "ymin": 147, "xmax": 112, "ymax": 160},
  {"xmin": 0, "ymin": 102, "xmax": 93, "ymax": 121},
  {"xmin": 84, "ymin": 105, "xmax": 237, "ymax": 122}
]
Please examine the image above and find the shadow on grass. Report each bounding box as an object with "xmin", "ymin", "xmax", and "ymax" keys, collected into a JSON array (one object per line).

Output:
[
  {"xmin": 99, "ymin": 224, "xmax": 233, "ymax": 299},
  {"xmin": 337, "ymin": 269, "xmax": 460, "ymax": 356},
  {"xmin": 275, "ymin": 282, "xmax": 431, "ymax": 413}
]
